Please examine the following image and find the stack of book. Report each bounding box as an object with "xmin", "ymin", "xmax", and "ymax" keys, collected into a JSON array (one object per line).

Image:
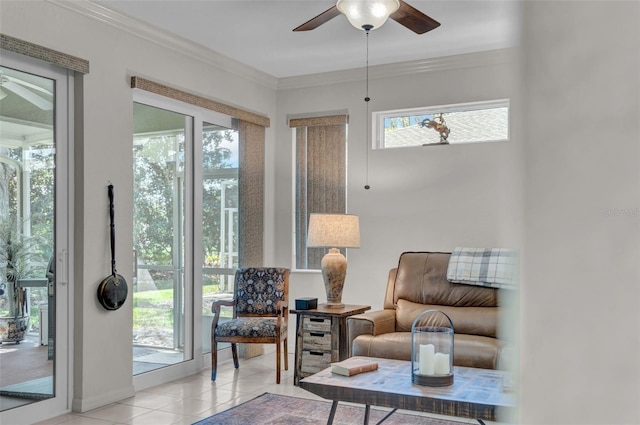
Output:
[{"xmin": 330, "ymin": 357, "xmax": 379, "ymax": 376}]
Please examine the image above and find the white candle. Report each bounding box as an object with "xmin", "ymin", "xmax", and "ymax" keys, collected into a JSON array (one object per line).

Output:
[
  {"xmin": 434, "ymin": 352, "xmax": 450, "ymax": 375},
  {"xmin": 419, "ymin": 344, "xmax": 435, "ymax": 375}
]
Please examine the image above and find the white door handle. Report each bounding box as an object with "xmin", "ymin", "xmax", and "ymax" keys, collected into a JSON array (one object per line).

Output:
[{"xmin": 58, "ymin": 249, "xmax": 68, "ymax": 285}]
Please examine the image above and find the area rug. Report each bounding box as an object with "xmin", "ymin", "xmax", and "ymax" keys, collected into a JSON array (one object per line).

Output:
[{"xmin": 193, "ymin": 392, "xmax": 466, "ymax": 425}]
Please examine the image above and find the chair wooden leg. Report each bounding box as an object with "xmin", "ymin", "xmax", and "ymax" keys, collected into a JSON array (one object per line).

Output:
[
  {"xmin": 211, "ymin": 338, "xmax": 218, "ymax": 381},
  {"xmin": 231, "ymin": 343, "xmax": 239, "ymax": 369},
  {"xmin": 284, "ymin": 338, "xmax": 289, "ymax": 370},
  {"xmin": 276, "ymin": 340, "xmax": 281, "ymax": 384}
]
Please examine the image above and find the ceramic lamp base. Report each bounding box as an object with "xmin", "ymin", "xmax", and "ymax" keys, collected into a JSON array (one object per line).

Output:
[{"xmin": 321, "ymin": 248, "xmax": 347, "ymax": 308}]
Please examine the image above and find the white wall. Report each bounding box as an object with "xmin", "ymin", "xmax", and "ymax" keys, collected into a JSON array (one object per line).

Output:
[
  {"xmin": 0, "ymin": 0, "xmax": 278, "ymax": 415},
  {"xmin": 275, "ymin": 49, "xmax": 521, "ymax": 318},
  {"xmin": 519, "ymin": 1, "xmax": 640, "ymax": 424}
]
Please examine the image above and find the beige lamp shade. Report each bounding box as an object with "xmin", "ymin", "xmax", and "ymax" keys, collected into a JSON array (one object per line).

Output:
[
  {"xmin": 307, "ymin": 213, "xmax": 360, "ymax": 308},
  {"xmin": 307, "ymin": 213, "xmax": 360, "ymax": 248}
]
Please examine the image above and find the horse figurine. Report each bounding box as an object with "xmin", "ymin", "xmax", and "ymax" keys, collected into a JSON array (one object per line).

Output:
[{"xmin": 419, "ymin": 113, "xmax": 450, "ymax": 143}]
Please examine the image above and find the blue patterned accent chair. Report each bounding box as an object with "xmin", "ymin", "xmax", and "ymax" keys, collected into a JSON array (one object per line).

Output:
[{"xmin": 211, "ymin": 267, "xmax": 290, "ymax": 384}]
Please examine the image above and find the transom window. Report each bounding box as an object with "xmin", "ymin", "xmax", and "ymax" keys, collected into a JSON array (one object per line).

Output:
[{"xmin": 374, "ymin": 99, "xmax": 509, "ymax": 149}]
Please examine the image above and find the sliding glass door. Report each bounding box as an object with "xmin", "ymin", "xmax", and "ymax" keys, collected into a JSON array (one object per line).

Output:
[
  {"xmin": 132, "ymin": 103, "xmax": 188, "ymax": 373},
  {"xmin": 0, "ymin": 53, "xmax": 71, "ymax": 420},
  {"xmin": 132, "ymin": 95, "xmax": 237, "ymax": 380}
]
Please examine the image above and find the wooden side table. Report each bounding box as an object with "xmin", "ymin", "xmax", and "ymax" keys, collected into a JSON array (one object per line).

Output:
[{"xmin": 290, "ymin": 304, "xmax": 370, "ymax": 386}]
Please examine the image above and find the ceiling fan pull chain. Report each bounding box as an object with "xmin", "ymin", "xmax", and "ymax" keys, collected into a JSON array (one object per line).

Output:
[
  {"xmin": 364, "ymin": 28, "xmax": 371, "ymax": 190},
  {"xmin": 365, "ymin": 27, "xmax": 371, "ymax": 103}
]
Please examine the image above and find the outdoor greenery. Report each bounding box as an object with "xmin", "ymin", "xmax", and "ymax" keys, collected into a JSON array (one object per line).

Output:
[
  {"xmin": 0, "ymin": 219, "xmax": 50, "ymax": 333},
  {"xmin": 0, "ymin": 146, "xmax": 53, "ymax": 271},
  {"xmin": 132, "ymin": 123, "xmax": 237, "ymax": 273},
  {"xmin": 1, "ymin": 143, "xmax": 53, "ymax": 333},
  {"xmin": 132, "ymin": 106, "xmax": 239, "ymax": 346},
  {"xmin": 0, "ymin": 109, "xmax": 241, "ymax": 341},
  {"xmin": 133, "ymin": 284, "xmax": 232, "ymax": 333}
]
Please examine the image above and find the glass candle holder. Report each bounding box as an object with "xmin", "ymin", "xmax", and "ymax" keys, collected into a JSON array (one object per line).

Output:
[{"xmin": 411, "ymin": 309, "xmax": 454, "ymax": 387}]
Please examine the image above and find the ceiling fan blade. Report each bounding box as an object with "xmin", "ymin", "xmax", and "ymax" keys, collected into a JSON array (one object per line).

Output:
[
  {"xmin": 5, "ymin": 75, "xmax": 53, "ymax": 96},
  {"xmin": 293, "ymin": 6, "xmax": 341, "ymax": 31},
  {"xmin": 390, "ymin": 1, "xmax": 441, "ymax": 34},
  {"xmin": 1, "ymin": 80, "xmax": 53, "ymax": 110}
]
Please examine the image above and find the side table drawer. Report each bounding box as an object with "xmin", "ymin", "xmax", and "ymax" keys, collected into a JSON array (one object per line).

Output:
[
  {"xmin": 301, "ymin": 331, "xmax": 331, "ymax": 351},
  {"xmin": 303, "ymin": 316, "xmax": 331, "ymax": 332},
  {"xmin": 301, "ymin": 350, "xmax": 332, "ymax": 374}
]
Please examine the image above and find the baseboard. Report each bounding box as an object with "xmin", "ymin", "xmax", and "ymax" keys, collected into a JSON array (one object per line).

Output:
[{"xmin": 71, "ymin": 384, "xmax": 135, "ymax": 413}]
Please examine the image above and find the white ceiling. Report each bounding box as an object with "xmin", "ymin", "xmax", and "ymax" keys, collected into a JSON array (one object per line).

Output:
[{"xmin": 95, "ymin": 0, "xmax": 521, "ymax": 79}]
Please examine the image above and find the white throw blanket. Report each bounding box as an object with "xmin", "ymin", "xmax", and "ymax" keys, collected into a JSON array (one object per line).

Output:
[{"xmin": 446, "ymin": 247, "xmax": 517, "ymax": 290}]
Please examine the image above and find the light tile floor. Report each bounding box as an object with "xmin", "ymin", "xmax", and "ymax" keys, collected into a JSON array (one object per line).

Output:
[{"xmin": 33, "ymin": 351, "xmax": 494, "ymax": 425}]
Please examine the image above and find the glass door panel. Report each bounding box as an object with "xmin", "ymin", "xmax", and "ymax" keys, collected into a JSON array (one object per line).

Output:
[
  {"xmin": 132, "ymin": 103, "xmax": 188, "ymax": 374},
  {"xmin": 0, "ymin": 66, "xmax": 55, "ymax": 409},
  {"xmin": 201, "ymin": 123, "xmax": 238, "ymax": 353}
]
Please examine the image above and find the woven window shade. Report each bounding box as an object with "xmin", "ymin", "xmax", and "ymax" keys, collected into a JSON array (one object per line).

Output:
[
  {"xmin": 291, "ymin": 115, "xmax": 348, "ymax": 269},
  {"xmin": 131, "ymin": 76, "xmax": 270, "ymax": 128},
  {"xmin": 289, "ymin": 114, "xmax": 348, "ymax": 128},
  {"xmin": 238, "ymin": 120, "xmax": 265, "ymax": 266},
  {"xmin": 1, "ymin": 34, "xmax": 89, "ymax": 74}
]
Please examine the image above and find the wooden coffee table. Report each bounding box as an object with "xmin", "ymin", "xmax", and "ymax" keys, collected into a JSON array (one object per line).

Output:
[{"xmin": 299, "ymin": 356, "xmax": 516, "ymax": 425}]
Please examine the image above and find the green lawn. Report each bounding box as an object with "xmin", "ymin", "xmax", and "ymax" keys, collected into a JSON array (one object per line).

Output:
[{"xmin": 133, "ymin": 285, "xmax": 231, "ymax": 331}]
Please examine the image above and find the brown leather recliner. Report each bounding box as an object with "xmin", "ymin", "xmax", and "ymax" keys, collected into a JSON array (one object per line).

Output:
[{"xmin": 347, "ymin": 251, "xmax": 510, "ymax": 370}]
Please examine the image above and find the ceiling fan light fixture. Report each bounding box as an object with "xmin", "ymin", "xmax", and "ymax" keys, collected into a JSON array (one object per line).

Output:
[{"xmin": 336, "ymin": 0, "xmax": 400, "ymax": 31}]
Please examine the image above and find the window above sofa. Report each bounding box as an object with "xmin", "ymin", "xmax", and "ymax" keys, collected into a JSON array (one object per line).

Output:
[{"xmin": 374, "ymin": 99, "xmax": 510, "ymax": 149}]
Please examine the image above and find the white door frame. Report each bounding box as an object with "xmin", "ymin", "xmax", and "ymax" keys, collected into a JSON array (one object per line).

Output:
[
  {"xmin": 0, "ymin": 50, "xmax": 74, "ymax": 425},
  {"xmin": 132, "ymin": 90, "xmax": 234, "ymax": 390}
]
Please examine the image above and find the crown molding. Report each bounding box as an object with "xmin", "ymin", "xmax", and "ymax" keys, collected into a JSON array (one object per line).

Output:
[
  {"xmin": 47, "ymin": 0, "xmax": 279, "ymax": 89},
  {"xmin": 277, "ymin": 48, "xmax": 517, "ymax": 90},
  {"xmin": 45, "ymin": 1, "xmax": 515, "ymax": 92}
]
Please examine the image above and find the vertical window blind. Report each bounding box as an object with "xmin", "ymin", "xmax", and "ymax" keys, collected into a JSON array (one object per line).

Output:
[
  {"xmin": 289, "ymin": 115, "xmax": 348, "ymax": 269},
  {"xmin": 238, "ymin": 120, "xmax": 265, "ymax": 266}
]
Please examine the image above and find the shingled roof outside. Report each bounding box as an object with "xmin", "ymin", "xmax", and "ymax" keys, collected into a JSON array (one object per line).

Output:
[{"xmin": 383, "ymin": 107, "xmax": 508, "ymax": 148}]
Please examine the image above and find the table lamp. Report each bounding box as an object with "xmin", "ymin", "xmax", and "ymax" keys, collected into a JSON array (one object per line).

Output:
[{"xmin": 307, "ymin": 213, "xmax": 360, "ymax": 308}]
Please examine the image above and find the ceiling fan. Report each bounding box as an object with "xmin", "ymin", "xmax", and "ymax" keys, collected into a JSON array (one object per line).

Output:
[
  {"xmin": 0, "ymin": 73, "xmax": 53, "ymax": 111},
  {"xmin": 293, "ymin": 0, "xmax": 440, "ymax": 34}
]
